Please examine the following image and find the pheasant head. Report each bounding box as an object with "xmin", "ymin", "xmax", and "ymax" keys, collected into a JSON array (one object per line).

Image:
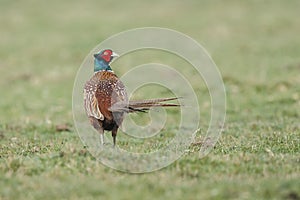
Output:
[{"xmin": 93, "ymin": 49, "xmax": 119, "ymax": 72}]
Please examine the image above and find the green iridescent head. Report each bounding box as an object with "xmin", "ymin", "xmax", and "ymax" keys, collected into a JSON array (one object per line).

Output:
[{"xmin": 93, "ymin": 49, "xmax": 119, "ymax": 72}]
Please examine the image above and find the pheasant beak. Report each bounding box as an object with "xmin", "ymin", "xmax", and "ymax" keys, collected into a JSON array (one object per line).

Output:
[{"xmin": 111, "ymin": 52, "xmax": 119, "ymax": 57}]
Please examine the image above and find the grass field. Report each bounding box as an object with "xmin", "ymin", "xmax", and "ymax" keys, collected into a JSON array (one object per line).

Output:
[{"xmin": 1, "ymin": 0, "xmax": 300, "ymax": 199}]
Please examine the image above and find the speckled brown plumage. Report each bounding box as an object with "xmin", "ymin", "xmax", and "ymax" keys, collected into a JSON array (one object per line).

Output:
[{"xmin": 84, "ymin": 70, "xmax": 128, "ymax": 145}]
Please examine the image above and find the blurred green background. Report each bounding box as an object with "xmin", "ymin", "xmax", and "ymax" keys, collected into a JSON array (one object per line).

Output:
[{"xmin": 0, "ymin": 0, "xmax": 299, "ymax": 199}]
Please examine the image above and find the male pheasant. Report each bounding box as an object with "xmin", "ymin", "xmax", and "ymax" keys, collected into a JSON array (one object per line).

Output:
[{"xmin": 84, "ymin": 49, "xmax": 180, "ymax": 146}]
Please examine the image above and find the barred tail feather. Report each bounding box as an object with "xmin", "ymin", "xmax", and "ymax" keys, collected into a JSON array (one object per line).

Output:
[{"xmin": 109, "ymin": 97, "xmax": 181, "ymax": 113}]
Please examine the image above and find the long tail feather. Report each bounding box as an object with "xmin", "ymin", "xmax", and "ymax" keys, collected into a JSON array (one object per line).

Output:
[
  {"xmin": 128, "ymin": 97, "xmax": 179, "ymax": 105},
  {"xmin": 109, "ymin": 97, "xmax": 181, "ymax": 113}
]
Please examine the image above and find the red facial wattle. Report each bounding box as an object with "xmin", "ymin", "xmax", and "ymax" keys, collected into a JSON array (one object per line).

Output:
[{"xmin": 101, "ymin": 50, "xmax": 112, "ymax": 63}]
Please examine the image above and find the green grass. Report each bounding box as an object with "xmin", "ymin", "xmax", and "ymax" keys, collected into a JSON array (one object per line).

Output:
[{"xmin": 1, "ymin": 0, "xmax": 300, "ymax": 199}]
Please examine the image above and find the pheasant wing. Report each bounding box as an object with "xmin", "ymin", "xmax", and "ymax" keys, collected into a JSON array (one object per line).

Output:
[{"xmin": 84, "ymin": 76, "xmax": 104, "ymax": 120}]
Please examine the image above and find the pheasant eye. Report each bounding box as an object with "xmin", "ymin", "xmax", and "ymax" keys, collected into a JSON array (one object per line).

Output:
[{"xmin": 103, "ymin": 51, "xmax": 108, "ymax": 55}]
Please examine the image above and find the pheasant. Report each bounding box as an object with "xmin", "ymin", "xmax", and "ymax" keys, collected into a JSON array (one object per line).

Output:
[{"xmin": 84, "ymin": 49, "xmax": 180, "ymax": 146}]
